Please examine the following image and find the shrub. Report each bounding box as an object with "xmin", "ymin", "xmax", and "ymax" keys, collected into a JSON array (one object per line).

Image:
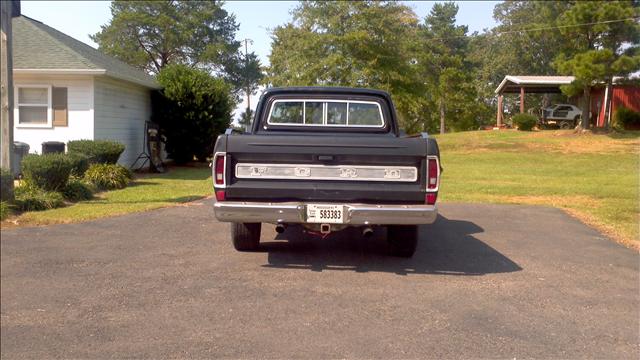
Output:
[
  {"xmin": 614, "ymin": 107, "xmax": 640, "ymax": 130},
  {"xmin": 0, "ymin": 201, "xmax": 12, "ymax": 220},
  {"xmin": 62, "ymin": 178, "xmax": 94, "ymax": 201},
  {"xmin": 512, "ymin": 113, "xmax": 538, "ymax": 131},
  {"xmin": 152, "ymin": 64, "xmax": 233, "ymax": 164},
  {"xmin": 84, "ymin": 164, "xmax": 131, "ymax": 190},
  {"xmin": 67, "ymin": 140, "xmax": 125, "ymax": 164},
  {"xmin": 1, "ymin": 168, "xmax": 13, "ymax": 202},
  {"xmin": 67, "ymin": 153, "xmax": 90, "ymax": 177},
  {"xmin": 21, "ymin": 153, "xmax": 73, "ymax": 191},
  {"xmin": 14, "ymin": 184, "xmax": 64, "ymax": 211}
]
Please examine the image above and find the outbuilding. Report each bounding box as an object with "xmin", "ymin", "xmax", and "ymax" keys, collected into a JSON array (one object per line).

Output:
[
  {"xmin": 495, "ymin": 75, "xmax": 640, "ymax": 128},
  {"xmin": 11, "ymin": 15, "xmax": 160, "ymax": 166}
]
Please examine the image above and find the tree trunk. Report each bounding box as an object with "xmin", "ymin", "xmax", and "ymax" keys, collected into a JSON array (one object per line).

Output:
[
  {"xmin": 439, "ymin": 99, "xmax": 445, "ymax": 134},
  {"xmin": 581, "ymin": 86, "xmax": 590, "ymax": 129}
]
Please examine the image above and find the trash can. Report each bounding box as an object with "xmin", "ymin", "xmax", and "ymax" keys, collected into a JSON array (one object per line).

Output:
[
  {"xmin": 42, "ymin": 141, "xmax": 65, "ymax": 154},
  {"xmin": 12, "ymin": 142, "xmax": 30, "ymax": 178}
]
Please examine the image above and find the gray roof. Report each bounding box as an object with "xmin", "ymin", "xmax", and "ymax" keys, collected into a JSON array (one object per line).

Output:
[{"xmin": 12, "ymin": 16, "xmax": 159, "ymax": 89}]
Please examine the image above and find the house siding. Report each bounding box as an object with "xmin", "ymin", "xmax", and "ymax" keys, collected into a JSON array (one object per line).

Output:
[
  {"xmin": 93, "ymin": 76, "xmax": 151, "ymax": 167},
  {"xmin": 13, "ymin": 74, "xmax": 94, "ymax": 154}
]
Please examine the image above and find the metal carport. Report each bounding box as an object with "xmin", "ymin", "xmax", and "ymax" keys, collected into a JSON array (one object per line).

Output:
[{"xmin": 494, "ymin": 75, "xmax": 575, "ymax": 126}]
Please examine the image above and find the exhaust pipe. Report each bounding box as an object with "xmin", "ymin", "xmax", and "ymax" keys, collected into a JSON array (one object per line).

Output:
[
  {"xmin": 362, "ymin": 227, "xmax": 374, "ymax": 238},
  {"xmin": 275, "ymin": 224, "xmax": 286, "ymax": 234}
]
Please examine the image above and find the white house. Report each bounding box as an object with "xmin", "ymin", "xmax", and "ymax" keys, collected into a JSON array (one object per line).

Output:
[{"xmin": 12, "ymin": 15, "xmax": 160, "ymax": 166}]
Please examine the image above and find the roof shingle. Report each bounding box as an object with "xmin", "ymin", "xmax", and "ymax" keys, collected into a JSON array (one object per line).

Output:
[{"xmin": 12, "ymin": 16, "xmax": 159, "ymax": 89}]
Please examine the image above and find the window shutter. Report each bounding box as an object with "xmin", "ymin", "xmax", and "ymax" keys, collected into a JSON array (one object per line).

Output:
[{"xmin": 52, "ymin": 87, "xmax": 68, "ymax": 126}]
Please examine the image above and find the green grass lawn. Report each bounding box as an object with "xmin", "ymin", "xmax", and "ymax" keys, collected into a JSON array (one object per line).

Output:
[
  {"xmin": 4, "ymin": 166, "xmax": 212, "ymax": 227},
  {"xmin": 434, "ymin": 130, "xmax": 639, "ymax": 248}
]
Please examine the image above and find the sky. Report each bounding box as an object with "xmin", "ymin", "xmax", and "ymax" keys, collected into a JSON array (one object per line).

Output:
[{"xmin": 20, "ymin": 0, "xmax": 500, "ymax": 120}]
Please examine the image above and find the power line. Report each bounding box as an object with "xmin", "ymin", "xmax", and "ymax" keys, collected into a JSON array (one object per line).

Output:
[{"xmin": 429, "ymin": 17, "xmax": 639, "ymax": 41}]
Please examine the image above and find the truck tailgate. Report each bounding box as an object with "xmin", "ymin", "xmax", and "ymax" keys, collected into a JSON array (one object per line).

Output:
[{"xmin": 223, "ymin": 134, "xmax": 429, "ymax": 204}]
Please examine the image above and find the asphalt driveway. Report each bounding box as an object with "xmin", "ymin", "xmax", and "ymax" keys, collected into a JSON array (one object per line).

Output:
[{"xmin": 1, "ymin": 200, "xmax": 638, "ymax": 359}]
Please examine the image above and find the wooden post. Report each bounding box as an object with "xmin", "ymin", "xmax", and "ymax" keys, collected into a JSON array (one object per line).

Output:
[
  {"xmin": 520, "ymin": 87, "xmax": 525, "ymax": 114},
  {"xmin": 1, "ymin": 1, "xmax": 19, "ymax": 172},
  {"xmin": 496, "ymin": 94, "xmax": 503, "ymax": 127}
]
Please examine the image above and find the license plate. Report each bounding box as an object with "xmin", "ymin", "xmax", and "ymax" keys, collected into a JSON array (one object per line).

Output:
[{"xmin": 306, "ymin": 204, "xmax": 344, "ymax": 224}]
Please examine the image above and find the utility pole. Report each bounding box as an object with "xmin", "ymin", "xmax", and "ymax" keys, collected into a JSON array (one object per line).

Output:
[
  {"xmin": 1, "ymin": 1, "xmax": 20, "ymax": 177},
  {"xmin": 243, "ymin": 38, "xmax": 253, "ymax": 132}
]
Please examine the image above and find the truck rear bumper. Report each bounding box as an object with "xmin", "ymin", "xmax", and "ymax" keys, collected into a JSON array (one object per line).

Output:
[{"xmin": 213, "ymin": 201, "xmax": 438, "ymax": 225}]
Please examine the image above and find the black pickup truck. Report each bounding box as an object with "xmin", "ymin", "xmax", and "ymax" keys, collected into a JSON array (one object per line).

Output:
[{"xmin": 212, "ymin": 87, "xmax": 441, "ymax": 257}]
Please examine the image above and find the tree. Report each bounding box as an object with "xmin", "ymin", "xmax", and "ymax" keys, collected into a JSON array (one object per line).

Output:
[
  {"xmin": 225, "ymin": 48, "xmax": 263, "ymax": 103},
  {"xmin": 416, "ymin": 2, "xmax": 480, "ymax": 134},
  {"xmin": 151, "ymin": 64, "xmax": 233, "ymax": 163},
  {"xmin": 238, "ymin": 108, "xmax": 254, "ymax": 131},
  {"xmin": 468, "ymin": 1, "xmax": 574, "ymax": 112},
  {"xmin": 267, "ymin": 1, "xmax": 422, "ymax": 129},
  {"xmin": 553, "ymin": 1, "xmax": 640, "ymax": 128},
  {"xmin": 91, "ymin": 1, "xmax": 241, "ymax": 75}
]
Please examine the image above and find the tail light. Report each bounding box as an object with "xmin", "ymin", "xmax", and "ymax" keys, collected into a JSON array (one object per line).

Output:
[
  {"xmin": 426, "ymin": 156, "xmax": 439, "ymax": 205},
  {"xmin": 213, "ymin": 152, "xmax": 226, "ymax": 201}
]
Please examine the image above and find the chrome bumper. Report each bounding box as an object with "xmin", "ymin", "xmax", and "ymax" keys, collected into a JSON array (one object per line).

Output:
[{"xmin": 213, "ymin": 201, "xmax": 438, "ymax": 225}]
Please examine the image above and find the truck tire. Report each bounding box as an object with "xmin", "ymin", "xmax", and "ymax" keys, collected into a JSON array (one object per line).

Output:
[
  {"xmin": 231, "ymin": 222, "xmax": 261, "ymax": 251},
  {"xmin": 559, "ymin": 121, "xmax": 571, "ymax": 129},
  {"xmin": 387, "ymin": 225, "xmax": 418, "ymax": 257}
]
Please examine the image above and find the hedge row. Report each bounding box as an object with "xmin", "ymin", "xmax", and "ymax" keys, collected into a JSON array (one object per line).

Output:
[
  {"xmin": 67, "ymin": 140, "xmax": 125, "ymax": 165},
  {"xmin": 2, "ymin": 140, "xmax": 130, "ymax": 217}
]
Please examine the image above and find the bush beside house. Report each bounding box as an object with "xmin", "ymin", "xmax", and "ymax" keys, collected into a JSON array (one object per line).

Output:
[
  {"xmin": 84, "ymin": 164, "xmax": 131, "ymax": 190},
  {"xmin": 67, "ymin": 140, "xmax": 126, "ymax": 164},
  {"xmin": 1, "ymin": 140, "xmax": 130, "ymax": 220},
  {"xmin": 21, "ymin": 154, "xmax": 74, "ymax": 191},
  {"xmin": 152, "ymin": 64, "xmax": 234, "ymax": 164}
]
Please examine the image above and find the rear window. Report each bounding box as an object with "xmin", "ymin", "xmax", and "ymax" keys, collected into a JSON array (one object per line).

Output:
[{"xmin": 267, "ymin": 99, "xmax": 384, "ymax": 127}]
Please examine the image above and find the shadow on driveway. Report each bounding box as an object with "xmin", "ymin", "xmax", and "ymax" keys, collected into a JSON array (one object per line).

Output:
[{"xmin": 261, "ymin": 214, "xmax": 522, "ymax": 275}]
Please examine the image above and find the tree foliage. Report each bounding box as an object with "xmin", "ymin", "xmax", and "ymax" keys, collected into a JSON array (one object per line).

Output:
[
  {"xmin": 227, "ymin": 51, "xmax": 264, "ymax": 99},
  {"xmin": 553, "ymin": 1, "xmax": 640, "ymax": 127},
  {"xmin": 415, "ymin": 3, "xmax": 487, "ymax": 134},
  {"xmin": 238, "ymin": 108, "xmax": 254, "ymax": 131},
  {"xmin": 91, "ymin": 0, "xmax": 241, "ymax": 75},
  {"xmin": 267, "ymin": 1, "xmax": 422, "ymax": 127},
  {"xmin": 267, "ymin": 1, "xmax": 496, "ymax": 133},
  {"xmin": 152, "ymin": 64, "xmax": 234, "ymax": 163}
]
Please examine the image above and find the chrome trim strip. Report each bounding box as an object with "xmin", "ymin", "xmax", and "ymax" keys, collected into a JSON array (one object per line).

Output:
[
  {"xmin": 235, "ymin": 163, "xmax": 418, "ymax": 182},
  {"xmin": 214, "ymin": 201, "xmax": 438, "ymax": 225}
]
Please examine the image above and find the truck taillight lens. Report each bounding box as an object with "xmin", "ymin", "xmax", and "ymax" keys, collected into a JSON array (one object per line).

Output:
[
  {"xmin": 426, "ymin": 157, "xmax": 439, "ymax": 205},
  {"xmin": 214, "ymin": 154, "xmax": 225, "ymax": 186},
  {"xmin": 427, "ymin": 158, "xmax": 438, "ymax": 190}
]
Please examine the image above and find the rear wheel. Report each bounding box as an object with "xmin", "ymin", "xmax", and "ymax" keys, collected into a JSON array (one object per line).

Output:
[
  {"xmin": 559, "ymin": 121, "xmax": 571, "ymax": 129},
  {"xmin": 231, "ymin": 222, "xmax": 261, "ymax": 251},
  {"xmin": 387, "ymin": 225, "xmax": 418, "ymax": 257}
]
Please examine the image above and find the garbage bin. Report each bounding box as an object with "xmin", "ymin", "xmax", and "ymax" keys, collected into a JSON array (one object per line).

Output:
[
  {"xmin": 42, "ymin": 141, "xmax": 65, "ymax": 154},
  {"xmin": 12, "ymin": 142, "xmax": 30, "ymax": 178}
]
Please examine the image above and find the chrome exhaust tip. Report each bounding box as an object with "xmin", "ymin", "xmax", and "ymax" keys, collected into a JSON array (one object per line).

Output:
[{"xmin": 275, "ymin": 224, "xmax": 286, "ymax": 234}]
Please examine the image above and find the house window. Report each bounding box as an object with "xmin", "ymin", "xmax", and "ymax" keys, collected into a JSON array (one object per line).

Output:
[{"xmin": 15, "ymin": 85, "xmax": 52, "ymax": 127}]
